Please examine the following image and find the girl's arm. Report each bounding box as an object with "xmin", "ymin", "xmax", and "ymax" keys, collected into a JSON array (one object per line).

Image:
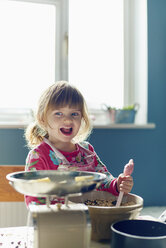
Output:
[
  {"xmin": 25, "ymin": 148, "xmax": 56, "ymax": 206},
  {"xmin": 87, "ymin": 143, "xmax": 119, "ymax": 196},
  {"xmin": 95, "ymin": 154, "xmax": 119, "ymax": 196},
  {"xmin": 90, "ymin": 144, "xmax": 134, "ymax": 195}
]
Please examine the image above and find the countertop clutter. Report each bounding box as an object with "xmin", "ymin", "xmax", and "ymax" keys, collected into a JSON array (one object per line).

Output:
[
  {"xmin": 0, "ymin": 207, "xmax": 165, "ymax": 248},
  {"xmin": 0, "ymin": 226, "xmax": 110, "ymax": 248}
]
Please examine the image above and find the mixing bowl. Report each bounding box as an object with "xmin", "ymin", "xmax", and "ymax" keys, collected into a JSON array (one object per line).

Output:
[{"xmin": 69, "ymin": 190, "xmax": 143, "ymax": 241}]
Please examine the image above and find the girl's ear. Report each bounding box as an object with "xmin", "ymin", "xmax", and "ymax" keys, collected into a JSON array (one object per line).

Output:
[
  {"xmin": 38, "ymin": 115, "xmax": 46, "ymax": 129},
  {"xmin": 38, "ymin": 120, "xmax": 48, "ymax": 137}
]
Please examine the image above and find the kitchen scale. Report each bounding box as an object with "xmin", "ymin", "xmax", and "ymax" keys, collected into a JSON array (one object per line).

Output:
[{"xmin": 7, "ymin": 170, "xmax": 106, "ymax": 248}]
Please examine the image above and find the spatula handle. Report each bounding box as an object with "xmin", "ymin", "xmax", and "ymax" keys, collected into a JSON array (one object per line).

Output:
[
  {"xmin": 116, "ymin": 191, "xmax": 124, "ymax": 207},
  {"xmin": 116, "ymin": 159, "xmax": 134, "ymax": 207}
]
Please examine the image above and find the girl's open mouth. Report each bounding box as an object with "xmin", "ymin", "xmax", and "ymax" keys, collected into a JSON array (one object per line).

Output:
[{"xmin": 60, "ymin": 127, "xmax": 73, "ymax": 135}]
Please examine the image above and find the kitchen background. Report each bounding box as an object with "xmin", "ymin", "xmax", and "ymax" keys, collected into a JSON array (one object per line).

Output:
[{"xmin": 0, "ymin": 0, "xmax": 166, "ymax": 207}]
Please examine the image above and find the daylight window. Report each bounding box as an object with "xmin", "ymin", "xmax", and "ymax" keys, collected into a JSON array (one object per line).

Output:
[
  {"xmin": 69, "ymin": 0, "xmax": 124, "ymax": 109},
  {"xmin": 0, "ymin": 0, "xmax": 56, "ymax": 109},
  {"xmin": 69, "ymin": 0, "xmax": 147, "ymax": 124},
  {"xmin": 0, "ymin": 0, "xmax": 147, "ymax": 125}
]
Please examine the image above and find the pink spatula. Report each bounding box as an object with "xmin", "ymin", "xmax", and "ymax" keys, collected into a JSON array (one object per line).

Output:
[{"xmin": 116, "ymin": 159, "xmax": 134, "ymax": 207}]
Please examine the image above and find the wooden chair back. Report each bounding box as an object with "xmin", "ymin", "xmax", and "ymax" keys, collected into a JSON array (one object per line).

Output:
[{"xmin": 0, "ymin": 165, "xmax": 25, "ymax": 202}]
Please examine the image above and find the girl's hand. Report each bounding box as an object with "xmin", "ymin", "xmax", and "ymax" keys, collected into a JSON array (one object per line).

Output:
[{"xmin": 117, "ymin": 174, "xmax": 133, "ymax": 194}]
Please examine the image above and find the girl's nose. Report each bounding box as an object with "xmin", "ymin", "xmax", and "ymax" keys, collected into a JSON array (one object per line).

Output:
[{"xmin": 63, "ymin": 115, "xmax": 72, "ymax": 123}]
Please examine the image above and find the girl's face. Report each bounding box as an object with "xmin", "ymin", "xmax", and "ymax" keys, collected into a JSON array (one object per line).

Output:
[{"xmin": 45, "ymin": 105, "xmax": 82, "ymax": 147}]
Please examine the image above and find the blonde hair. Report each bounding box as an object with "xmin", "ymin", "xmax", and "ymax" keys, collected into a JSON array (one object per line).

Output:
[{"xmin": 25, "ymin": 81, "xmax": 92, "ymax": 148}]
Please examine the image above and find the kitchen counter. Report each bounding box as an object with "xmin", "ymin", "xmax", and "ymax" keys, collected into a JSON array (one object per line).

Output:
[
  {"xmin": 1, "ymin": 206, "xmax": 165, "ymax": 247},
  {"xmin": 0, "ymin": 226, "xmax": 110, "ymax": 248}
]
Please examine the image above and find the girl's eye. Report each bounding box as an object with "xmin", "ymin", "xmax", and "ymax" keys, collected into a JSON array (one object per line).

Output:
[
  {"xmin": 71, "ymin": 112, "xmax": 80, "ymax": 117},
  {"xmin": 55, "ymin": 112, "xmax": 63, "ymax": 117}
]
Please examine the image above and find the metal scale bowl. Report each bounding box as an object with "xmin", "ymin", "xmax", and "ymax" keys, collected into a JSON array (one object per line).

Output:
[{"xmin": 7, "ymin": 170, "xmax": 106, "ymax": 248}]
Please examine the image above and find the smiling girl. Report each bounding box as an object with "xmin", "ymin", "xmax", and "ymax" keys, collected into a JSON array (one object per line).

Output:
[{"xmin": 25, "ymin": 81, "xmax": 133, "ymax": 205}]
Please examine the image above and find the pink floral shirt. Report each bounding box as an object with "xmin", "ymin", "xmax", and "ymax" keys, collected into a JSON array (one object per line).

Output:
[{"xmin": 25, "ymin": 140, "xmax": 118, "ymax": 205}]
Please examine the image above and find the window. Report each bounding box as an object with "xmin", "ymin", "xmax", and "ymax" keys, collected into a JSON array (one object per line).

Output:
[
  {"xmin": 0, "ymin": 0, "xmax": 68, "ymax": 109},
  {"xmin": 69, "ymin": 0, "xmax": 147, "ymax": 124},
  {"xmin": 0, "ymin": 0, "xmax": 147, "ymax": 125},
  {"xmin": 69, "ymin": 0, "xmax": 124, "ymax": 109}
]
